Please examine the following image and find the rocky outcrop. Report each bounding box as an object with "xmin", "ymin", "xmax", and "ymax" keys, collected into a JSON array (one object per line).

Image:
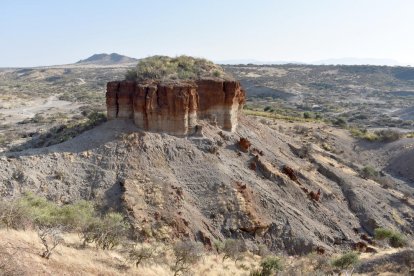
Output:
[{"xmin": 106, "ymin": 79, "xmax": 245, "ymax": 135}]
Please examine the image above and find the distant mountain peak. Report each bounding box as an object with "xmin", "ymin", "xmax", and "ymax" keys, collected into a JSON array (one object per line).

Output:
[{"xmin": 76, "ymin": 53, "xmax": 138, "ymax": 65}]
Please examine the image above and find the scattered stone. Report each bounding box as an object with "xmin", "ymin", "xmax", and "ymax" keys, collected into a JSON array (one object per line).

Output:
[{"xmin": 238, "ymin": 137, "xmax": 251, "ymax": 152}]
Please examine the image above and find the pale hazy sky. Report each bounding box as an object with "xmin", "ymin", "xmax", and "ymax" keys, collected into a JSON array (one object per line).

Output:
[{"xmin": 1, "ymin": 0, "xmax": 414, "ymax": 67}]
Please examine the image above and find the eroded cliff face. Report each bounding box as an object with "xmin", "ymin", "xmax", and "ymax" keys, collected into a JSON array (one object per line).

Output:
[{"xmin": 106, "ymin": 79, "xmax": 245, "ymax": 135}]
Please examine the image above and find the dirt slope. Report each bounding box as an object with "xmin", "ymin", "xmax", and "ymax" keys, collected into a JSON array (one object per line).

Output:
[{"xmin": 0, "ymin": 116, "xmax": 412, "ymax": 255}]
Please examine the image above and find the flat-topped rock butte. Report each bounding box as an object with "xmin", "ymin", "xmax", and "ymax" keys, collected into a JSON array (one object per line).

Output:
[{"xmin": 106, "ymin": 79, "xmax": 246, "ymax": 135}]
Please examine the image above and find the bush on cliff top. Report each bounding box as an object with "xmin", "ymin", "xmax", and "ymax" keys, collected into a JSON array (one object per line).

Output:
[{"xmin": 125, "ymin": 55, "xmax": 231, "ymax": 81}]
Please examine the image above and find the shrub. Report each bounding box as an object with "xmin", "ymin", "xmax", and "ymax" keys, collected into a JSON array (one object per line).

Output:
[
  {"xmin": 349, "ymin": 127, "xmax": 379, "ymax": 141},
  {"xmin": 360, "ymin": 166, "xmax": 379, "ymax": 180},
  {"xmin": 127, "ymin": 243, "xmax": 158, "ymax": 267},
  {"xmin": 303, "ymin": 112, "xmax": 312, "ymax": 119},
  {"xmin": 0, "ymin": 200, "xmax": 31, "ymax": 230},
  {"xmin": 389, "ymin": 232, "xmax": 407, "ymax": 248},
  {"xmin": 222, "ymin": 239, "xmax": 246, "ymax": 263},
  {"xmin": 374, "ymin": 227, "xmax": 394, "ymax": 240},
  {"xmin": 213, "ymin": 240, "xmax": 224, "ymax": 255},
  {"xmin": 170, "ymin": 240, "xmax": 204, "ymax": 276},
  {"xmin": 331, "ymin": 251, "xmax": 359, "ymax": 270},
  {"xmin": 212, "ymin": 70, "xmax": 221, "ymax": 77},
  {"xmin": 81, "ymin": 212, "xmax": 129, "ymax": 249},
  {"xmin": 375, "ymin": 228, "xmax": 407, "ymax": 248},
  {"xmin": 125, "ymin": 69, "xmax": 137, "ymax": 80},
  {"xmin": 375, "ymin": 129, "xmax": 402, "ymax": 142},
  {"xmin": 260, "ymin": 256, "xmax": 283, "ymax": 275}
]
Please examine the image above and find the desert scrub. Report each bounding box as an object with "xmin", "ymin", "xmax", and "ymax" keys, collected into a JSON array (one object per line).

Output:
[
  {"xmin": 259, "ymin": 256, "xmax": 283, "ymax": 275},
  {"xmin": 0, "ymin": 193, "xmax": 130, "ymax": 243},
  {"xmin": 349, "ymin": 127, "xmax": 403, "ymax": 142},
  {"xmin": 349, "ymin": 127, "xmax": 379, "ymax": 141},
  {"xmin": 126, "ymin": 55, "xmax": 231, "ymax": 81},
  {"xmin": 81, "ymin": 212, "xmax": 129, "ymax": 249},
  {"xmin": 374, "ymin": 227, "xmax": 407, "ymax": 248},
  {"xmin": 11, "ymin": 111, "xmax": 106, "ymax": 151},
  {"xmin": 170, "ymin": 240, "xmax": 204, "ymax": 276},
  {"xmin": 359, "ymin": 165, "xmax": 379, "ymax": 180},
  {"xmin": 331, "ymin": 251, "xmax": 359, "ymax": 270}
]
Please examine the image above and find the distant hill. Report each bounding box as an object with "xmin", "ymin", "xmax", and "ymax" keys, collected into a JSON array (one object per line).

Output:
[
  {"xmin": 76, "ymin": 53, "xmax": 138, "ymax": 65},
  {"xmin": 313, "ymin": 57, "xmax": 400, "ymax": 66},
  {"xmin": 216, "ymin": 59, "xmax": 303, "ymax": 65}
]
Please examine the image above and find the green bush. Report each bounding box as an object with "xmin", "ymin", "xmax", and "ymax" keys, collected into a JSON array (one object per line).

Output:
[
  {"xmin": 389, "ymin": 232, "xmax": 407, "ymax": 248},
  {"xmin": 303, "ymin": 112, "xmax": 312, "ymax": 119},
  {"xmin": 349, "ymin": 127, "xmax": 379, "ymax": 141},
  {"xmin": 331, "ymin": 251, "xmax": 359, "ymax": 270},
  {"xmin": 260, "ymin": 256, "xmax": 283, "ymax": 275},
  {"xmin": 374, "ymin": 227, "xmax": 394, "ymax": 240},
  {"xmin": 16, "ymin": 194, "xmax": 95, "ymax": 229},
  {"xmin": 0, "ymin": 194, "xmax": 129, "ymax": 248},
  {"xmin": 374, "ymin": 227, "xmax": 407, "ymax": 248}
]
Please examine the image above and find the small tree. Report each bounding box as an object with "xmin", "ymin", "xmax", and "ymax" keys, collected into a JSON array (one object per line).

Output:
[
  {"xmin": 81, "ymin": 212, "xmax": 128, "ymax": 249},
  {"xmin": 38, "ymin": 227, "xmax": 64, "ymax": 259},
  {"xmin": 170, "ymin": 240, "xmax": 204, "ymax": 276},
  {"xmin": 127, "ymin": 244, "xmax": 158, "ymax": 267},
  {"xmin": 260, "ymin": 256, "xmax": 283, "ymax": 275}
]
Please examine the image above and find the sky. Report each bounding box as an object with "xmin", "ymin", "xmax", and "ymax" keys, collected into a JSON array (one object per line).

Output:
[{"xmin": 1, "ymin": 0, "xmax": 414, "ymax": 67}]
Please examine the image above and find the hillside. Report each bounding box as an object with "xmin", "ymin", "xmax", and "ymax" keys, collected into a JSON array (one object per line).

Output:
[
  {"xmin": 1, "ymin": 116, "xmax": 412, "ymax": 254},
  {"xmin": 76, "ymin": 53, "xmax": 138, "ymax": 65}
]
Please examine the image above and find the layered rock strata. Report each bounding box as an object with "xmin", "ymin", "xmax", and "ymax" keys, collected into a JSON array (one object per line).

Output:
[{"xmin": 106, "ymin": 79, "xmax": 245, "ymax": 135}]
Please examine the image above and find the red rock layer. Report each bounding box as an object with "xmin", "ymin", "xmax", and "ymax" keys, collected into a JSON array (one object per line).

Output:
[{"xmin": 106, "ymin": 79, "xmax": 245, "ymax": 135}]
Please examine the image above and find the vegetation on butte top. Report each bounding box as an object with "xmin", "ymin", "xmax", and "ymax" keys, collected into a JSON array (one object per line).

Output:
[{"xmin": 125, "ymin": 55, "xmax": 234, "ymax": 82}]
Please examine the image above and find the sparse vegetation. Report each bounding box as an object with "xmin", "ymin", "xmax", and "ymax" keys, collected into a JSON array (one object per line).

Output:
[
  {"xmin": 126, "ymin": 55, "xmax": 230, "ymax": 81},
  {"xmin": 258, "ymin": 256, "xmax": 283, "ymax": 275},
  {"xmin": 221, "ymin": 239, "xmax": 247, "ymax": 263},
  {"xmin": 81, "ymin": 212, "xmax": 129, "ymax": 249},
  {"xmin": 350, "ymin": 127, "xmax": 404, "ymax": 142},
  {"xmin": 360, "ymin": 165, "xmax": 379, "ymax": 180},
  {"xmin": 374, "ymin": 227, "xmax": 407, "ymax": 248},
  {"xmin": 127, "ymin": 243, "xmax": 158, "ymax": 267},
  {"xmin": 38, "ymin": 227, "xmax": 64, "ymax": 259},
  {"xmin": 0, "ymin": 194, "xmax": 130, "ymax": 252},
  {"xmin": 331, "ymin": 251, "xmax": 359, "ymax": 270},
  {"xmin": 170, "ymin": 240, "xmax": 204, "ymax": 276}
]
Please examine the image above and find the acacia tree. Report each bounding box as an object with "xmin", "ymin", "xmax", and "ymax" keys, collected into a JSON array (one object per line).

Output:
[{"xmin": 170, "ymin": 240, "xmax": 204, "ymax": 276}]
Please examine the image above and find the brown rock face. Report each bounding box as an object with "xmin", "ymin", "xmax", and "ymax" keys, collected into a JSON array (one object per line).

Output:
[{"xmin": 106, "ymin": 79, "xmax": 245, "ymax": 135}]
